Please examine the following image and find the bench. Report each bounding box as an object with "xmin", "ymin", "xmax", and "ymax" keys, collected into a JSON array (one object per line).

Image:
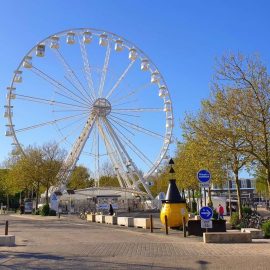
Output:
[
  {"xmin": 105, "ymin": 215, "xmax": 117, "ymax": 225},
  {"xmin": 0, "ymin": 235, "xmax": 15, "ymax": 246},
  {"xmin": 95, "ymin": 215, "xmax": 105, "ymax": 223},
  {"xmin": 117, "ymin": 217, "xmax": 134, "ymax": 227},
  {"xmin": 133, "ymin": 218, "xmax": 150, "ymax": 229},
  {"xmin": 241, "ymin": 228, "xmax": 264, "ymax": 239},
  {"xmin": 203, "ymin": 232, "xmax": 252, "ymax": 243},
  {"xmin": 86, "ymin": 214, "xmax": 96, "ymax": 222}
]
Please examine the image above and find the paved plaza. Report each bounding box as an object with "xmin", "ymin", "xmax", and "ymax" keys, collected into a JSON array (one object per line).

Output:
[{"xmin": 0, "ymin": 214, "xmax": 270, "ymax": 270}]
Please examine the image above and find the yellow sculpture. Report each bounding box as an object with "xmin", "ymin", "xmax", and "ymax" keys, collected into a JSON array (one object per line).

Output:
[{"xmin": 160, "ymin": 179, "xmax": 188, "ymax": 228}]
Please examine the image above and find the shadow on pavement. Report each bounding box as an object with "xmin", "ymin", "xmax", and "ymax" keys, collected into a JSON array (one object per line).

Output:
[
  {"xmin": 196, "ymin": 260, "xmax": 210, "ymax": 270},
  {"xmin": 0, "ymin": 252, "xmax": 196, "ymax": 270},
  {"xmin": 0, "ymin": 250, "xmax": 63, "ymax": 261}
]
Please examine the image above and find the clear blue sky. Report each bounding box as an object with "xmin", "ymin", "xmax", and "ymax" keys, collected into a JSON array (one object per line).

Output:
[{"xmin": 1, "ymin": 0, "xmax": 270, "ymax": 170}]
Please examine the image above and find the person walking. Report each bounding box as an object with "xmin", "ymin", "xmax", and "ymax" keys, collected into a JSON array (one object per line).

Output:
[
  {"xmin": 109, "ymin": 204, "xmax": 114, "ymax": 215},
  {"xmin": 218, "ymin": 204, "xmax": 224, "ymax": 220}
]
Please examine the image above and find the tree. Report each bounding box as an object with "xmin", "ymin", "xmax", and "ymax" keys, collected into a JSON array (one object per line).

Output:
[
  {"xmin": 184, "ymin": 87, "xmax": 250, "ymax": 218},
  {"xmin": 7, "ymin": 143, "xmax": 66, "ymax": 208},
  {"xmin": 254, "ymin": 166, "xmax": 269, "ymax": 198},
  {"xmin": 98, "ymin": 175, "xmax": 119, "ymax": 187},
  {"xmin": 40, "ymin": 142, "xmax": 66, "ymax": 204},
  {"xmin": 67, "ymin": 165, "xmax": 94, "ymax": 190},
  {"xmin": 8, "ymin": 146, "xmax": 44, "ymax": 201},
  {"xmin": 214, "ymin": 53, "xmax": 270, "ymax": 198},
  {"xmin": 174, "ymin": 137, "xmax": 226, "ymax": 207},
  {"xmin": 98, "ymin": 161, "xmax": 119, "ymax": 187}
]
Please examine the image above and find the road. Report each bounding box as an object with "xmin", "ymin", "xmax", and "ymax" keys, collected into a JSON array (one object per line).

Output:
[{"xmin": 0, "ymin": 214, "xmax": 269, "ymax": 270}]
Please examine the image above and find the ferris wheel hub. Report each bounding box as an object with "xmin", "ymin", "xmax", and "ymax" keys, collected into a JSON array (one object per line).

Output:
[{"xmin": 92, "ymin": 98, "xmax": 111, "ymax": 117}]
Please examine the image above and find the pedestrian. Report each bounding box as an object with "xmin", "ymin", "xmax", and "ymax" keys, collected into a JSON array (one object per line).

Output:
[
  {"xmin": 218, "ymin": 204, "xmax": 224, "ymax": 220},
  {"xmin": 19, "ymin": 203, "xmax": 24, "ymax": 215},
  {"xmin": 109, "ymin": 204, "xmax": 114, "ymax": 216}
]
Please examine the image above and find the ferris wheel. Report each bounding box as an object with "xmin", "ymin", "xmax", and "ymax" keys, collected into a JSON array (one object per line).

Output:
[{"xmin": 5, "ymin": 28, "xmax": 174, "ymax": 199}]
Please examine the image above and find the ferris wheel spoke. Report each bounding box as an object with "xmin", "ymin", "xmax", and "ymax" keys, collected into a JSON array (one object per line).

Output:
[
  {"xmin": 55, "ymin": 117, "xmax": 86, "ymax": 145},
  {"xmin": 106, "ymin": 61, "xmax": 135, "ymax": 99},
  {"xmin": 52, "ymin": 108, "xmax": 89, "ymax": 113},
  {"xmin": 16, "ymin": 94, "xmax": 90, "ymax": 110},
  {"xmin": 15, "ymin": 112, "xmax": 89, "ymax": 133},
  {"xmin": 90, "ymin": 124, "xmax": 97, "ymax": 155},
  {"xmin": 54, "ymin": 90, "xmax": 92, "ymax": 108},
  {"xmin": 98, "ymin": 42, "xmax": 111, "ymax": 98},
  {"xmin": 111, "ymin": 99, "xmax": 138, "ymax": 108},
  {"xmin": 110, "ymin": 111, "xmax": 140, "ymax": 118},
  {"xmin": 110, "ymin": 83, "xmax": 151, "ymax": 104},
  {"xmin": 57, "ymin": 115, "xmax": 87, "ymax": 131},
  {"xmin": 31, "ymin": 65, "xmax": 92, "ymax": 106},
  {"xmin": 63, "ymin": 75, "xmax": 93, "ymax": 104},
  {"xmin": 53, "ymin": 49, "xmax": 93, "ymax": 103},
  {"xmin": 78, "ymin": 34, "xmax": 96, "ymax": 100},
  {"xmin": 106, "ymin": 118, "xmax": 154, "ymax": 168},
  {"xmin": 107, "ymin": 117, "xmax": 136, "ymax": 137},
  {"xmin": 112, "ymin": 107, "xmax": 163, "ymax": 113},
  {"xmin": 109, "ymin": 115, "xmax": 164, "ymax": 139}
]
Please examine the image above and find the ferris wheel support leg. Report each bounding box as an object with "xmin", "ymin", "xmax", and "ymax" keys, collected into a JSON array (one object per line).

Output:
[
  {"xmin": 103, "ymin": 118, "xmax": 154, "ymax": 200},
  {"xmin": 57, "ymin": 114, "xmax": 97, "ymax": 189},
  {"xmin": 99, "ymin": 118, "xmax": 133, "ymax": 188},
  {"xmin": 96, "ymin": 120, "xmax": 126, "ymax": 188}
]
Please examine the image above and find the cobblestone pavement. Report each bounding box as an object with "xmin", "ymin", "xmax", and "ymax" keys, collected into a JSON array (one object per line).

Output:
[{"xmin": 0, "ymin": 214, "xmax": 270, "ymax": 269}]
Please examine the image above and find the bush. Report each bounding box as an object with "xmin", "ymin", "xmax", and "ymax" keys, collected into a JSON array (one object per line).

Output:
[
  {"xmin": 262, "ymin": 221, "xmax": 270, "ymax": 238},
  {"xmin": 49, "ymin": 209, "xmax": 56, "ymax": 216},
  {"xmin": 242, "ymin": 207, "xmax": 252, "ymax": 215},
  {"xmin": 191, "ymin": 201, "xmax": 197, "ymax": 213},
  {"xmin": 32, "ymin": 209, "xmax": 40, "ymax": 215},
  {"xmin": 212, "ymin": 209, "xmax": 218, "ymax": 220},
  {"xmin": 40, "ymin": 204, "xmax": 50, "ymax": 216},
  {"xmin": 230, "ymin": 212, "xmax": 240, "ymax": 227}
]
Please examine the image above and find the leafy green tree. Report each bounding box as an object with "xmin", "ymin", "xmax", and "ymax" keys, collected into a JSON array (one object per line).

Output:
[
  {"xmin": 40, "ymin": 142, "xmax": 65, "ymax": 204},
  {"xmin": 99, "ymin": 175, "xmax": 119, "ymax": 187},
  {"xmin": 183, "ymin": 87, "xmax": 250, "ymax": 218},
  {"xmin": 67, "ymin": 165, "xmax": 94, "ymax": 190}
]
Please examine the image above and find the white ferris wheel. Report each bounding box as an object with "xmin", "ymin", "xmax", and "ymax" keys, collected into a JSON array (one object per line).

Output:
[{"xmin": 5, "ymin": 28, "xmax": 174, "ymax": 199}]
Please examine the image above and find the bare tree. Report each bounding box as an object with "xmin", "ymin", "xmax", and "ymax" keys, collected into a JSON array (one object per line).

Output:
[{"xmin": 215, "ymin": 53, "xmax": 270, "ymax": 195}]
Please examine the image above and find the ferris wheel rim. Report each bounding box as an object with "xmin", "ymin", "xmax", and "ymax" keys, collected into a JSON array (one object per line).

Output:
[{"xmin": 6, "ymin": 27, "xmax": 174, "ymax": 180}]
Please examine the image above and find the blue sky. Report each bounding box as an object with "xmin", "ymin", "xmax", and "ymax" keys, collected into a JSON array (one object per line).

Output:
[{"xmin": 1, "ymin": 0, "xmax": 270, "ymax": 173}]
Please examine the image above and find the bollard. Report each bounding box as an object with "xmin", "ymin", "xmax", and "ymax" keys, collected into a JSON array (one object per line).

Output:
[
  {"xmin": 183, "ymin": 216, "xmax": 186, "ymax": 237},
  {"xmin": 165, "ymin": 215, "xmax": 168, "ymax": 235},
  {"xmin": 150, "ymin": 214, "xmax": 153, "ymax": 233},
  {"xmin": 5, "ymin": 220, "xmax": 8, "ymax": 235}
]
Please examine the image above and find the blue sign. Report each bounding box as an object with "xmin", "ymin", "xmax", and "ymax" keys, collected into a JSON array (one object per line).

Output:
[
  {"xmin": 197, "ymin": 169, "xmax": 211, "ymax": 183},
  {"xmin": 200, "ymin": 206, "xmax": 213, "ymax": 220}
]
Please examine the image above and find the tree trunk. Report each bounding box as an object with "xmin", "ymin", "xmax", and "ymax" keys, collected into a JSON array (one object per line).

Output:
[
  {"xmin": 46, "ymin": 183, "xmax": 49, "ymax": 205},
  {"xmin": 35, "ymin": 182, "xmax": 40, "ymax": 211},
  {"xmin": 182, "ymin": 189, "xmax": 186, "ymax": 199},
  {"xmin": 200, "ymin": 187, "xmax": 203, "ymax": 209},
  {"xmin": 6, "ymin": 194, "xmax": 9, "ymax": 211},
  {"xmin": 267, "ymin": 168, "xmax": 270, "ymax": 196},
  {"xmin": 234, "ymin": 171, "xmax": 243, "ymax": 219},
  {"xmin": 207, "ymin": 186, "xmax": 213, "ymax": 207},
  {"xmin": 188, "ymin": 189, "xmax": 191, "ymax": 209}
]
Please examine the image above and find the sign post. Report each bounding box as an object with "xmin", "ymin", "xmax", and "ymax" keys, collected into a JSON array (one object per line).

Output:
[
  {"xmin": 199, "ymin": 206, "xmax": 213, "ymax": 230},
  {"xmin": 197, "ymin": 169, "xmax": 211, "ymax": 206}
]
